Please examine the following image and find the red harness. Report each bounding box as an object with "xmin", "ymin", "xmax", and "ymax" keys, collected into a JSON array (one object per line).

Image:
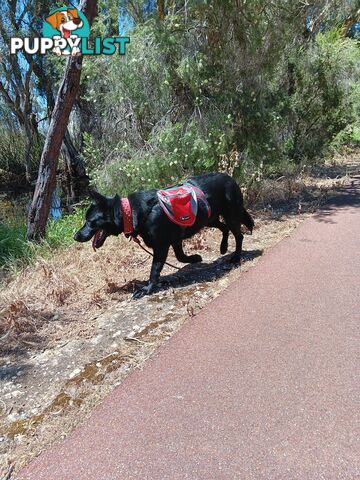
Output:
[{"xmin": 120, "ymin": 184, "xmax": 210, "ymax": 236}]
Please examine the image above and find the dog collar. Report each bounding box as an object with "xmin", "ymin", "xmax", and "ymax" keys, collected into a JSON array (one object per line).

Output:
[{"xmin": 120, "ymin": 197, "xmax": 134, "ymax": 236}]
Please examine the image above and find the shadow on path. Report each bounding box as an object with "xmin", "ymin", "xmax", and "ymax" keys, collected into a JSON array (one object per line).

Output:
[
  {"xmin": 314, "ymin": 175, "xmax": 360, "ymax": 225},
  {"xmin": 155, "ymin": 248, "xmax": 263, "ymax": 294}
]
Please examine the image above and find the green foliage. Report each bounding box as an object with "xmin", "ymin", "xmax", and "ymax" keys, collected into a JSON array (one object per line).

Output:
[
  {"xmin": 0, "ymin": 127, "xmax": 43, "ymax": 180},
  {"xmin": 287, "ymin": 29, "xmax": 360, "ymax": 159},
  {"xmin": 0, "ymin": 128, "xmax": 26, "ymax": 175},
  {"xmin": 80, "ymin": 3, "xmax": 359, "ymax": 195},
  {"xmin": 0, "ymin": 208, "xmax": 85, "ymax": 272},
  {"xmin": 92, "ymin": 111, "xmax": 234, "ymax": 194},
  {"xmin": 45, "ymin": 208, "xmax": 86, "ymax": 248}
]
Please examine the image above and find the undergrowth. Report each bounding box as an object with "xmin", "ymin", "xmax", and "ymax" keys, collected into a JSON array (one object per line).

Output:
[{"xmin": 0, "ymin": 208, "xmax": 85, "ymax": 273}]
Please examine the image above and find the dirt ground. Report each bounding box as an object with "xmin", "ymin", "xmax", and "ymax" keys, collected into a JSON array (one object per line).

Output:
[{"xmin": 0, "ymin": 151, "xmax": 359, "ymax": 477}]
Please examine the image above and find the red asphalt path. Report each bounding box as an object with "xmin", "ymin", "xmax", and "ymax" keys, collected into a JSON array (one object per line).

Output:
[{"xmin": 20, "ymin": 178, "xmax": 360, "ymax": 480}]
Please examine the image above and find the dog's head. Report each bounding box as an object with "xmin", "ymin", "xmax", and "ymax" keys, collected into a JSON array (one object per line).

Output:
[
  {"xmin": 46, "ymin": 9, "xmax": 83, "ymax": 38},
  {"xmin": 74, "ymin": 190, "xmax": 122, "ymax": 251}
]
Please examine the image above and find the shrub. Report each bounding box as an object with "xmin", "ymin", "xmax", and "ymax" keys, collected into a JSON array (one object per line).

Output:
[{"xmin": 79, "ymin": 6, "xmax": 360, "ymax": 193}]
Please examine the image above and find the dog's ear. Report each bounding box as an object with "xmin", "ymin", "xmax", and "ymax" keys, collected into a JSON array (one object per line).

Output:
[
  {"xmin": 89, "ymin": 189, "xmax": 107, "ymax": 205},
  {"xmin": 46, "ymin": 11, "xmax": 61, "ymax": 30},
  {"xmin": 67, "ymin": 8, "xmax": 79, "ymax": 19}
]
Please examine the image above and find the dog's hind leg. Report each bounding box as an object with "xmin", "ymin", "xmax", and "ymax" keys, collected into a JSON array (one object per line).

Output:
[
  {"xmin": 172, "ymin": 241, "xmax": 202, "ymax": 264},
  {"xmin": 207, "ymin": 218, "xmax": 229, "ymax": 254},
  {"xmin": 133, "ymin": 244, "xmax": 170, "ymax": 299}
]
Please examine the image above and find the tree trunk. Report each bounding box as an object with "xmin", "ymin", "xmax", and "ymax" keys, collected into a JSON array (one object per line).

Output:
[
  {"xmin": 23, "ymin": 113, "xmax": 39, "ymax": 183},
  {"xmin": 26, "ymin": 0, "xmax": 97, "ymax": 242},
  {"xmin": 63, "ymin": 129, "xmax": 86, "ymax": 177},
  {"xmin": 157, "ymin": 0, "xmax": 165, "ymax": 20},
  {"xmin": 61, "ymin": 130, "xmax": 89, "ymax": 207},
  {"xmin": 29, "ymin": 56, "xmax": 88, "ymax": 199}
]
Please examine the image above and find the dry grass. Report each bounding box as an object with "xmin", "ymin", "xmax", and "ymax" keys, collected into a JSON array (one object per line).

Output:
[
  {"xmin": 245, "ymin": 153, "xmax": 358, "ymax": 209},
  {"xmin": 0, "ymin": 236, "xmax": 146, "ymax": 353}
]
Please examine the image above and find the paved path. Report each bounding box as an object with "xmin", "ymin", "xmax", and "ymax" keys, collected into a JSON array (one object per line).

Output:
[{"xmin": 20, "ymin": 178, "xmax": 360, "ymax": 480}]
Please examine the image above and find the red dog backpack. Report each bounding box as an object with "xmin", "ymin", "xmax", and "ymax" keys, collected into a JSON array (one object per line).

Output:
[{"xmin": 157, "ymin": 183, "xmax": 211, "ymax": 227}]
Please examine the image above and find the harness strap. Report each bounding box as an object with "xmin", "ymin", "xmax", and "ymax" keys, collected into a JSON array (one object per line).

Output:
[
  {"xmin": 129, "ymin": 236, "xmax": 180, "ymax": 270},
  {"xmin": 120, "ymin": 197, "xmax": 134, "ymax": 235},
  {"xmin": 190, "ymin": 184, "xmax": 212, "ymax": 218}
]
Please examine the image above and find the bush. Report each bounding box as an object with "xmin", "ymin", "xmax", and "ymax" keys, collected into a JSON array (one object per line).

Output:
[
  {"xmin": 0, "ymin": 128, "xmax": 43, "ymax": 179},
  {"xmin": 286, "ymin": 29, "xmax": 360, "ymax": 159},
  {"xmin": 0, "ymin": 129, "xmax": 26, "ymax": 176},
  {"xmin": 75, "ymin": 4, "xmax": 360, "ymax": 196},
  {"xmin": 91, "ymin": 110, "xmax": 235, "ymax": 194}
]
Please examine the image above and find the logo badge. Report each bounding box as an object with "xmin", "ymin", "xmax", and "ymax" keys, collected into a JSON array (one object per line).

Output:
[
  {"xmin": 10, "ymin": 6, "xmax": 130, "ymax": 56},
  {"xmin": 43, "ymin": 7, "xmax": 90, "ymax": 56}
]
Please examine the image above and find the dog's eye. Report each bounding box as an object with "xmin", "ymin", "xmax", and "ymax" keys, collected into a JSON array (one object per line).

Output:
[
  {"xmin": 61, "ymin": 17, "xmax": 66, "ymax": 23},
  {"xmin": 68, "ymin": 14, "xmax": 73, "ymax": 20}
]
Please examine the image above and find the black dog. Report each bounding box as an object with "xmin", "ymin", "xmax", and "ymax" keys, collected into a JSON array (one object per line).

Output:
[{"xmin": 74, "ymin": 173, "xmax": 254, "ymax": 299}]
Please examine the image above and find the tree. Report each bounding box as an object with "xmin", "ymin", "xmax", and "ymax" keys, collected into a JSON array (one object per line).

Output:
[
  {"xmin": 26, "ymin": 0, "xmax": 98, "ymax": 242},
  {"xmin": 157, "ymin": 0, "xmax": 165, "ymax": 20},
  {"xmin": 0, "ymin": 1, "xmax": 40, "ymax": 183}
]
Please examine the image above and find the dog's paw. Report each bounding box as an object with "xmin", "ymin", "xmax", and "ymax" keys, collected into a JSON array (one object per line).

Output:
[
  {"xmin": 132, "ymin": 285, "xmax": 152, "ymax": 300},
  {"xmin": 188, "ymin": 254, "xmax": 202, "ymax": 264}
]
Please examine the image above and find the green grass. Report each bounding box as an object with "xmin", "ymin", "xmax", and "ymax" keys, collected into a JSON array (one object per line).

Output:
[
  {"xmin": 0, "ymin": 220, "xmax": 31, "ymax": 269},
  {"xmin": 0, "ymin": 208, "xmax": 85, "ymax": 272},
  {"xmin": 45, "ymin": 208, "xmax": 85, "ymax": 248}
]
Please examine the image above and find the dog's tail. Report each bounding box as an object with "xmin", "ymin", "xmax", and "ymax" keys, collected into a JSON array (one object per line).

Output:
[{"xmin": 241, "ymin": 208, "xmax": 254, "ymax": 233}]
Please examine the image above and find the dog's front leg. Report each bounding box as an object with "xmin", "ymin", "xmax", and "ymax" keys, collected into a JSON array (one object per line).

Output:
[
  {"xmin": 133, "ymin": 245, "xmax": 170, "ymax": 300},
  {"xmin": 172, "ymin": 241, "xmax": 202, "ymax": 263}
]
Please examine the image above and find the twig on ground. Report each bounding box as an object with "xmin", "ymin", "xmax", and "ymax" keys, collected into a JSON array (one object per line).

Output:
[
  {"xmin": 2, "ymin": 464, "xmax": 14, "ymax": 480},
  {"xmin": 124, "ymin": 336, "xmax": 154, "ymax": 345}
]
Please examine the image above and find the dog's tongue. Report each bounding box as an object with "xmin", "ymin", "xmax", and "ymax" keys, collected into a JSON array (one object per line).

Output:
[
  {"xmin": 63, "ymin": 28, "xmax": 71, "ymax": 39},
  {"xmin": 92, "ymin": 230, "xmax": 102, "ymax": 252}
]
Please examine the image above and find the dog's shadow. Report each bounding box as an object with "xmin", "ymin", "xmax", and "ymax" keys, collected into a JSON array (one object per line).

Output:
[{"xmin": 151, "ymin": 249, "xmax": 263, "ymax": 295}]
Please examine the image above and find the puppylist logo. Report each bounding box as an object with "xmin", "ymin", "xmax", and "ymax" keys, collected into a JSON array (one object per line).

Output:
[{"xmin": 10, "ymin": 6, "xmax": 130, "ymax": 57}]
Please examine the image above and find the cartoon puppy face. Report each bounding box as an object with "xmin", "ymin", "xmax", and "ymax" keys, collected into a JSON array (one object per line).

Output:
[{"xmin": 46, "ymin": 9, "xmax": 83, "ymax": 38}]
